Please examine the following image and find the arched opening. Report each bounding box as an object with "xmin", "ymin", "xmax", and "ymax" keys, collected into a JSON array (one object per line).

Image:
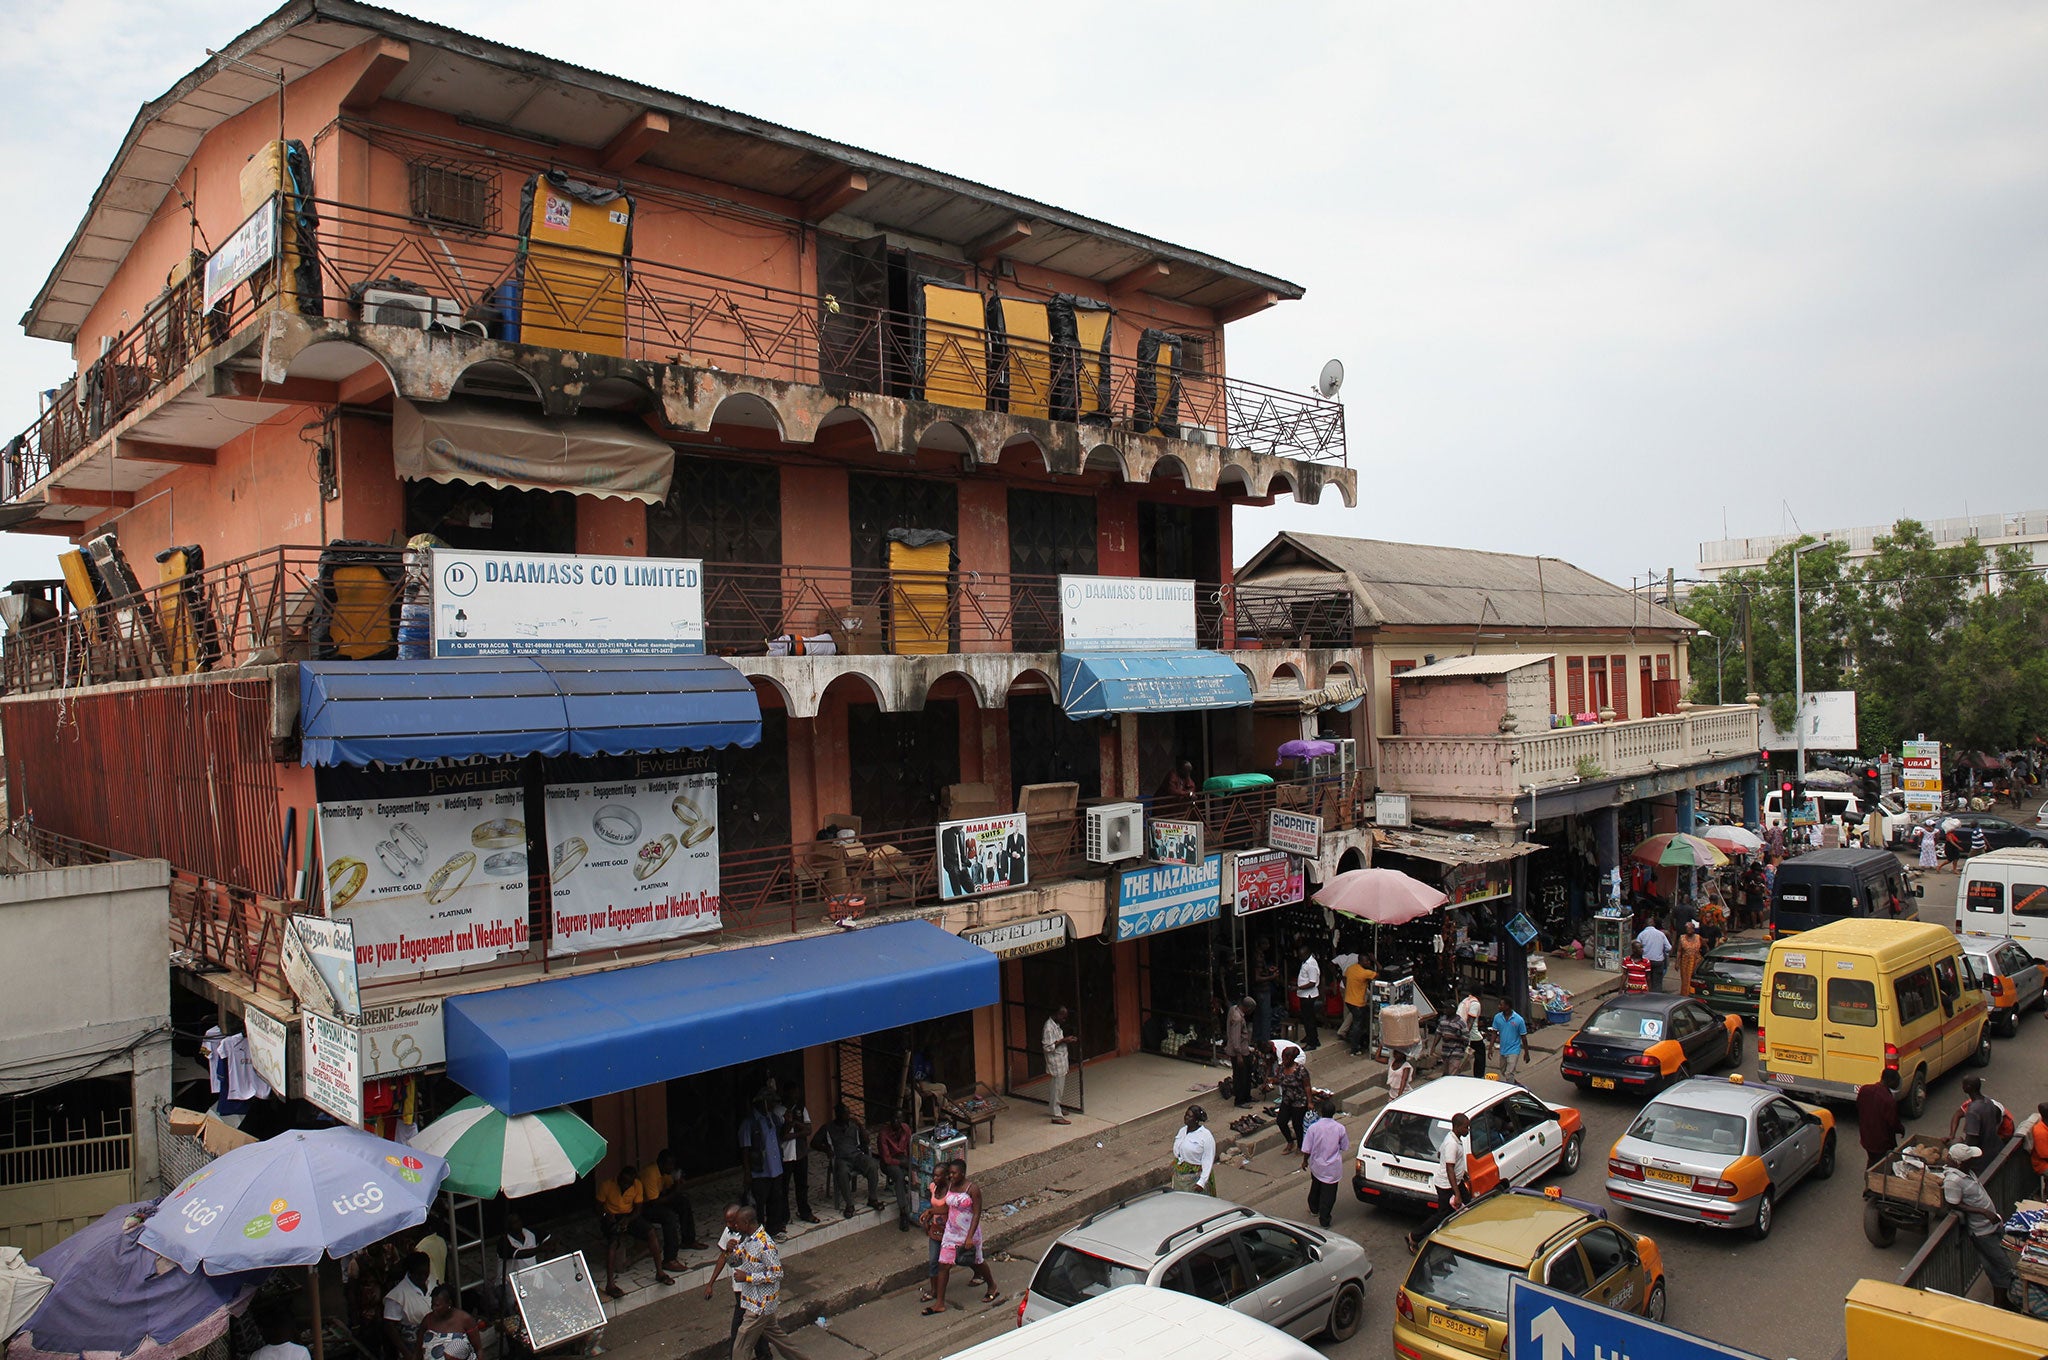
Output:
[
  {"xmin": 1337, "ymin": 847, "xmax": 1366, "ymax": 874},
  {"xmin": 996, "ymin": 435, "xmax": 1052, "ymax": 479},
  {"xmin": 708, "ymin": 392, "xmax": 785, "ymax": 435},
  {"xmin": 1081, "ymin": 445, "xmax": 1129, "ymax": 483},
  {"xmin": 915, "ymin": 419, "xmax": 975, "ymax": 457},
  {"xmin": 1149, "ymin": 454, "xmax": 1190, "ymax": 487},
  {"xmin": 1216, "ymin": 465, "xmax": 1255, "ymax": 498},
  {"xmin": 578, "ymin": 375, "xmax": 659, "ymax": 413},
  {"xmin": 814, "ymin": 406, "xmax": 880, "ymax": 455},
  {"xmin": 1264, "ymin": 471, "xmax": 1298, "ymax": 501},
  {"xmin": 287, "ymin": 338, "xmax": 398, "ymax": 396},
  {"xmin": 451, "ymin": 358, "xmax": 546, "ymax": 404}
]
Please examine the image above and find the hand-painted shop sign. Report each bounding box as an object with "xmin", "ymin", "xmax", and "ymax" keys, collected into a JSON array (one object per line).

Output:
[
  {"xmin": 1268, "ymin": 809, "xmax": 1323, "ymax": 858},
  {"xmin": 1233, "ymin": 850, "xmax": 1304, "ymax": 916},
  {"xmin": 963, "ymin": 913, "xmax": 1069, "ymax": 958},
  {"xmin": 1115, "ymin": 855, "xmax": 1223, "ymax": 941}
]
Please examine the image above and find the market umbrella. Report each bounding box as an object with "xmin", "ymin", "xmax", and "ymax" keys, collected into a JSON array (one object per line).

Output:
[
  {"xmin": 6, "ymin": 1203, "xmax": 269, "ymax": 1360},
  {"xmin": 1275, "ymin": 739, "xmax": 1337, "ymax": 764},
  {"xmin": 139, "ymin": 1127, "xmax": 447, "ymax": 1275},
  {"xmin": 1312, "ymin": 868, "xmax": 1449, "ymax": 925},
  {"xmin": 1699, "ymin": 825, "xmax": 1763, "ymax": 854},
  {"xmin": 408, "ymin": 1097, "xmax": 606, "ymax": 1199},
  {"xmin": 1630, "ymin": 833, "xmax": 1729, "ymax": 868}
]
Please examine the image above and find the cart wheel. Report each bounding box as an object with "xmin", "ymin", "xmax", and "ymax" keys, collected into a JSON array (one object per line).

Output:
[{"xmin": 1863, "ymin": 1200, "xmax": 1897, "ymax": 1247}]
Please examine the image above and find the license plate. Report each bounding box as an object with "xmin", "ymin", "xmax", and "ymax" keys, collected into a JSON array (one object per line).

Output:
[
  {"xmin": 1593, "ymin": 1077, "xmax": 1616, "ymax": 1089},
  {"xmin": 1772, "ymin": 1048, "xmax": 1814, "ymax": 1065},
  {"xmin": 1429, "ymin": 1310, "xmax": 1487, "ymax": 1342},
  {"xmin": 1388, "ymin": 1165, "xmax": 1431, "ymax": 1184},
  {"xmin": 1715, "ymin": 984, "xmax": 1746, "ymax": 995},
  {"xmin": 1645, "ymin": 1167, "xmax": 1692, "ymax": 1186}
]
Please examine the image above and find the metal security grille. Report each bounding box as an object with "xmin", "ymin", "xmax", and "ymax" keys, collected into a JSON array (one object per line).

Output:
[
  {"xmin": 0, "ymin": 1087, "xmax": 132, "ymax": 1188},
  {"xmin": 408, "ymin": 156, "xmax": 497, "ymax": 232}
]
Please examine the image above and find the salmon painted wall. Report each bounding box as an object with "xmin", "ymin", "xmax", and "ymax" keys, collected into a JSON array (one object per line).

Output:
[{"xmin": 78, "ymin": 415, "xmax": 324, "ymax": 567}]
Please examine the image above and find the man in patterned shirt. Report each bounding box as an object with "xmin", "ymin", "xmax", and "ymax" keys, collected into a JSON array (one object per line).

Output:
[{"xmin": 728, "ymin": 1206, "xmax": 813, "ymax": 1360}]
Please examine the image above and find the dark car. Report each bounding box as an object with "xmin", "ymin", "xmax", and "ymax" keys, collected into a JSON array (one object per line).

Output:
[
  {"xmin": 1941, "ymin": 813, "xmax": 2048, "ymax": 858},
  {"xmin": 1560, "ymin": 995, "xmax": 1743, "ymax": 1094},
  {"xmin": 1689, "ymin": 938, "xmax": 1770, "ymax": 1023}
]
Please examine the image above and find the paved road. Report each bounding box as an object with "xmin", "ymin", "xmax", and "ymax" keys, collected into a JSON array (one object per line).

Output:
[{"xmin": 835, "ymin": 939, "xmax": 2044, "ymax": 1360}]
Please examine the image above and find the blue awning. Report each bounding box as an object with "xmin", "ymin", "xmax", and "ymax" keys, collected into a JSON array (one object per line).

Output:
[
  {"xmin": 1058, "ymin": 651, "xmax": 1254, "ymax": 718},
  {"xmin": 444, "ymin": 920, "xmax": 999, "ymax": 1113},
  {"xmin": 299, "ymin": 655, "xmax": 762, "ymax": 766}
]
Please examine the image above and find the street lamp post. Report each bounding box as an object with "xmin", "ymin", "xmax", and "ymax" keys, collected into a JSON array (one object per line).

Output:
[
  {"xmin": 1698, "ymin": 631, "xmax": 1725, "ymax": 706},
  {"xmin": 1791, "ymin": 540, "xmax": 1827, "ymax": 779}
]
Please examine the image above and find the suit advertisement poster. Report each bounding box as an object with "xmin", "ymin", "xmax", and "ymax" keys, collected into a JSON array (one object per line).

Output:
[{"xmin": 937, "ymin": 813, "xmax": 1029, "ymax": 900}]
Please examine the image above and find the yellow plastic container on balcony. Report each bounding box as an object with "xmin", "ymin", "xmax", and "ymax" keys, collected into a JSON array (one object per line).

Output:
[
  {"xmin": 888, "ymin": 538, "xmax": 952, "ymax": 655},
  {"xmin": 994, "ymin": 296, "xmax": 1052, "ymax": 419},
  {"xmin": 517, "ymin": 172, "xmax": 632, "ymax": 357}
]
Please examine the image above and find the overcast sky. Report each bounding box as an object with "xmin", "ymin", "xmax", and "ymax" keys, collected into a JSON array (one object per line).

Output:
[{"xmin": 1, "ymin": 1, "xmax": 2043, "ymax": 589}]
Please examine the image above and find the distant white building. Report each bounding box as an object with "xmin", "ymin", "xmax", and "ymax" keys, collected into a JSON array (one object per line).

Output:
[{"xmin": 1698, "ymin": 509, "xmax": 2048, "ymax": 581}]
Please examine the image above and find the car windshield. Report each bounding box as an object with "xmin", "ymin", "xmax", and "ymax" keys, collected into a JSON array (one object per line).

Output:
[
  {"xmin": 1030, "ymin": 1245, "xmax": 1147, "ymax": 1308},
  {"xmin": 1365, "ymin": 1109, "xmax": 1451, "ymax": 1160},
  {"xmin": 1627, "ymin": 1103, "xmax": 1747, "ymax": 1155},
  {"xmin": 1582, "ymin": 1004, "xmax": 1666, "ymax": 1041},
  {"xmin": 1409, "ymin": 1242, "xmax": 1519, "ymax": 1319}
]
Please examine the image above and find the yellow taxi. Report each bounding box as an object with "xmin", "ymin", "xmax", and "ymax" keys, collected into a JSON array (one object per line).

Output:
[{"xmin": 1392, "ymin": 1187, "xmax": 1666, "ymax": 1359}]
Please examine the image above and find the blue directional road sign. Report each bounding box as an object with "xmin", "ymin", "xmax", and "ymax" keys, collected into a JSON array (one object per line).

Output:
[{"xmin": 1509, "ymin": 1279, "xmax": 1767, "ymax": 1360}]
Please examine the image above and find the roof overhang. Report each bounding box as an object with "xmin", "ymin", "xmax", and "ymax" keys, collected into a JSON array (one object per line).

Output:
[{"xmin": 24, "ymin": 0, "xmax": 1304, "ymax": 344}]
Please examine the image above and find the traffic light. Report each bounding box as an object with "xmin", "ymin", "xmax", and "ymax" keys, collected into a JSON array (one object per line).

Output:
[
  {"xmin": 1864, "ymin": 766, "xmax": 1879, "ymax": 783},
  {"xmin": 1759, "ymin": 748, "xmax": 1772, "ymax": 769},
  {"xmin": 1781, "ymin": 780, "xmax": 1795, "ymax": 800}
]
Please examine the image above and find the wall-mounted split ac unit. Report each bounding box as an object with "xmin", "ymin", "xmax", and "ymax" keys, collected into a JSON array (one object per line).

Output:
[
  {"xmin": 358, "ymin": 287, "xmax": 486, "ymax": 336},
  {"xmin": 1086, "ymin": 802, "xmax": 1145, "ymax": 863},
  {"xmin": 1183, "ymin": 424, "xmax": 1220, "ymax": 447}
]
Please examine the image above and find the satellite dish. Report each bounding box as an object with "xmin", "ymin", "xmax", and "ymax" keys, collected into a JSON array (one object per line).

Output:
[{"xmin": 1315, "ymin": 359, "xmax": 1345, "ymax": 399}]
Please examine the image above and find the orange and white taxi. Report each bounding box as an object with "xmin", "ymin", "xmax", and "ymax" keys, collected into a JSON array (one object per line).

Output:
[{"xmin": 1353, "ymin": 1076, "xmax": 1584, "ymax": 1210}]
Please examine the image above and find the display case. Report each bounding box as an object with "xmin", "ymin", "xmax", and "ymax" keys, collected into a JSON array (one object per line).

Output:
[
  {"xmin": 1592, "ymin": 910, "xmax": 1630, "ymax": 971},
  {"xmin": 911, "ymin": 1127, "xmax": 969, "ymax": 1214}
]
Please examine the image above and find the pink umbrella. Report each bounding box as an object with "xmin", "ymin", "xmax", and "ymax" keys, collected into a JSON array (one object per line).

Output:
[{"xmin": 1312, "ymin": 868, "xmax": 1449, "ymax": 925}]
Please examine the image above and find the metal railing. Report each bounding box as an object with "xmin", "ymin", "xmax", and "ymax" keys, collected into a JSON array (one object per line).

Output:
[
  {"xmin": 0, "ymin": 542, "xmax": 1353, "ymax": 694},
  {"xmin": 1896, "ymin": 1133, "xmax": 2030, "ymax": 1299},
  {"xmin": 3, "ymin": 194, "xmax": 1345, "ymax": 494}
]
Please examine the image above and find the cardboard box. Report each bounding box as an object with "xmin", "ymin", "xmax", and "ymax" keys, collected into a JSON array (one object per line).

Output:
[{"xmin": 830, "ymin": 611, "xmax": 884, "ymax": 655}]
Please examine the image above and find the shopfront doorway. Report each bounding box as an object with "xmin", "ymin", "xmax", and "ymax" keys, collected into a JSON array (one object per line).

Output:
[{"xmin": 1003, "ymin": 937, "xmax": 1115, "ymax": 1112}]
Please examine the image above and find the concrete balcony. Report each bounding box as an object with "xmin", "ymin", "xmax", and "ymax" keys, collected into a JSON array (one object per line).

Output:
[{"xmin": 1377, "ymin": 705, "xmax": 1762, "ymax": 824}]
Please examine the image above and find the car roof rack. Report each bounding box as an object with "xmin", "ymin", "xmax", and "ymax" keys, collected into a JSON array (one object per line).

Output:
[
  {"xmin": 1157, "ymin": 1206, "xmax": 1257, "ymax": 1257},
  {"xmin": 1077, "ymin": 1185, "xmax": 1174, "ymax": 1230}
]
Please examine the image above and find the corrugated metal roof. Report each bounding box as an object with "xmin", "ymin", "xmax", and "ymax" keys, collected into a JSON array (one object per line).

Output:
[
  {"xmin": 1399, "ymin": 653, "xmax": 1555, "ymax": 680},
  {"xmin": 23, "ymin": 0, "xmax": 1304, "ymax": 342},
  {"xmin": 1372, "ymin": 831, "xmax": 1545, "ymax": 865},
  {"xmin": 1237, "ymin": 533, "xmax": 1697, "ymax": 634}
]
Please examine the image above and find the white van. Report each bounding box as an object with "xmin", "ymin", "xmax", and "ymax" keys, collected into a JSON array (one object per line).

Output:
[
  {"xmin": 955, "ymin": 1285, "xmax": 1321, "ymax": 1360},
  {"xmin": 1953, "ymin": 847, "xmax": 2048, "ymax": 950},
  {"xmin": 1761, "ymin": 789, "xmax": 1910, "ymax": 845}
]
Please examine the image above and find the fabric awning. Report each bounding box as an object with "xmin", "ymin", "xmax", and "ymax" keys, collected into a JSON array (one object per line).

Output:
[
  {"xmin": 1058, "ymin": 652, "xmax": 1253, "ymax": 718},
  {"xmin": 444, "ymin": 921, "xmax": 1000, "ymax": 1113},
  {"xmin": 1372, "ymin": 830, "xmax": 1545, "ymax": 865},
  {"xmin": 393, "ymin": 397, "xmax": 675, "ymax": 504},
  {"xmin": 298, "ymin": 655, "xmax": 761, "ymax": 766}
]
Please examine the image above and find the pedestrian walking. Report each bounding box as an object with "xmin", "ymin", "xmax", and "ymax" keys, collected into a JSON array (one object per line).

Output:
[
  {"xmin": 1300, "ymin": 1098, "xmax": 1348, "ymax": 1228},
  {"xmin": 1489, "ymin": 998, "xmax": 1529, "ymax": 1085},
  {"xmin": 705, "ymin": 1205, "xmax": 771, "ymax": 1360},
  {"xmin": 1295, "ymin": 948, "xmax": 1323, "ymax": 1048},
  {"xmin": 1226, "ymin": 996, "xmax": 1256, "ymax": 1108},
  {"xmin": 1676, "ymin": 922, "xmax": 1703, "ymax": 997},
  {"xmin": 737, "ymin": 1100, "xmax": 789, "ymax": 1237},
  {"xmin": 923, "ymin": 1159, "xmax": 999, "ymax": 1315},
  {"xmin": 1622, "ymin": 943, "xmax": 1651, "ymax": 993},
  {"xmin": 1971, "ymin": 824, "xmax": 1989, "ymax": 856},
  {"xmin": 1919, "ymin": 826, "xmax": 1942, "ymax": 870},
  {"xmin": 916, "ymin": 1164, "xmax": 957, "ymax": 1302},
  {"xmin": 1171, "ymin": 1105, "xmax": 1218, "ymax": 1196},
  {"xmin": 1275, "ymin": 1047, "xmax": 1312, "ymax": 1154},
  {"xmin": 1403, "ymin": 1113, "xmax": 1473, "ymax": 1254},
  {"xmin": 875, "ymin": 1109, "xmax": 914, "ymax": 1231},
  {"xmin": 1856, "ymin": 1071, "xmax": 1905, "ymax": 1169},
  {"xmin": 1456, "ymin": 989, "xmax": 1486, "ymax": 1079},
  {"xmin": 1042, "ymin": 1006, "xmax": 1077, "ymax": 1124},
  {"xmin": 727, "ymin": 1207, "xmax": 814, "ymax": 1360},
  {"xmin": 1636, "ymin": 918, "xmax": 1672, "ymax": 993},
  {"xmin": 1343, "ymin": 955, "xmax": 1376, "ymax": 1054},
  {"xmin": 821, "ymin": 1103, "xmax": 885, "ymax": 1218},
  {"xmin": 1941, "ymin": 1146, "xmax": 2021, "ymax": 1307}
]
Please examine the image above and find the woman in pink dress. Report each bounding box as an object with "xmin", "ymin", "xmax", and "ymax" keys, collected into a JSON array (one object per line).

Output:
[{"xmin": 922, "ymin": 1158, "xmax": 999, "ymax": 1314}]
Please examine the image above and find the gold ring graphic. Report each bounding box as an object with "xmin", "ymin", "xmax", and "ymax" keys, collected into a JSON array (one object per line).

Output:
[
  {"xmin": 680, "ymin": 821, "xmax": 718, "ymax": 849},
  {"xmin": 470, "ymin": 818, "xmax": 525, "ymax": 850},
  {"xmin": 552, "ymin": 836, "xmax": 587, "ymax": 880},
  {"xmin": 425, "ymin": 851, "xmax": 476, "ymax": 904},
  {"xmin": 327, "ymin": 857, "xmax": 367, "ymax": 907},
  {"xmin": 634, "ymin": 834, "xmax": 678, "ymax": 882}
]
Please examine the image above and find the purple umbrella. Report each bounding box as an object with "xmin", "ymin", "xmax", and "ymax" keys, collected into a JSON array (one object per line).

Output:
[
  {"xmin": 6, "ymin": 1203, "xmax": 269, "ymax": 1360},
  {"xmin": 1276, "ymin": 739, "xmax": 1337, "ymax": 765}
]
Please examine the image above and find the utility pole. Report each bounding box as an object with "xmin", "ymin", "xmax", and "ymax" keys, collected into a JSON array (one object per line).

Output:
[
  {"xmin": 1792, "ymin": 541, "xmax": 1826, "ymax": 777},
  {"xmin": 1741, "ymin": 587, "xmax": 1757, "ymax": 704}
]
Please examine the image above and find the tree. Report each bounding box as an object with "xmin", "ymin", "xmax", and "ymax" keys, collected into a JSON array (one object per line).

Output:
[
  {"xmin": 1685, "ymin": 538, "xmax": 1856, "ymax": 733},
  {"xmin": 1939, "ymin": 546, "xmax": 2048, "ymax": 751},
  {"xmin": 1842, "ymin": 519, "xmax": 1981, "ymax": 743}
]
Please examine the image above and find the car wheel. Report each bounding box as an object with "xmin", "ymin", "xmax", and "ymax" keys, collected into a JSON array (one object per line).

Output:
[
  {"xmin": 1814, "ymin": 1132, "xmax": 1836, "ymax": 1181},
  {"xmin": 1864, "ymin": 1199, "xmax": 1897, "ymax": 1247},
  {"xmin": 2034, "ymin": 988, "xmax": 2048, "ymax": 1013},
  {"xmin": 1322, "ymin": 1280, "xmax": 1366, "ymax": 1343},
  {"xmin": 1559, "ymin": 1131, "xmax": 1584, "ymax": 1176},
  {"xmin": 1723, "ymin": 1032, "xmax": 1742, "ymax": 1070},
  {"xmin": 1998, "ymin": 1009, "xmax": 2019, "ymax": 1038},
  {"xmin": 1902, "ymin": 1067, "xmax": 1928, "ymax": 1119},
  {"xmin": 1644, "ymin": 1279, "xmax": 1667, "ymax": 1323},
  {"xmin": 1972, "ymin": 1032, "xmax": 1994, "ymax": 1067},
  {"xmin": 1749, "ymin": 1188, "xmax": 1775, "ymax": 1241}
]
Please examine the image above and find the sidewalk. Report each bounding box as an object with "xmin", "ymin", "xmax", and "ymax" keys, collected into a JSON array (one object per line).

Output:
[{"xmin": 590, "ymin": 962, "xmax": 1628, "ymax": 1360}]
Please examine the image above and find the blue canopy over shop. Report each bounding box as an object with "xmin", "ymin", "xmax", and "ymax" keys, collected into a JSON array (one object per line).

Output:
[
  {"xmin": 442, "ymin": 920, "xmax": 1000, "ymax": 1114},
  {"xmin": 297, "ymin": 654, "xmax": 762, "ymax": 765},
  {"xmin": 1058, "ymin": 651, "xmax": 1254, "ymax": 718}
]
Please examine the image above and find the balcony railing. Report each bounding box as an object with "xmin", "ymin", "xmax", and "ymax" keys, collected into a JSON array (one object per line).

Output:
[
  {"xmin": 4, "ymin": 194, "xmax": 1345, "ymax": 497},
  {"xmin": 0, "ymin": 542, "xmax": 1352, "ymax": 694},
  {"xmin": 1376, "ymin": 706, "xmax": 1763, "ymax": 804}
]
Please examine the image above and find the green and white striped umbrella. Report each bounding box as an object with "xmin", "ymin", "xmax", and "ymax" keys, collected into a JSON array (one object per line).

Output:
[{"xmin": 410, "ymin": 1096, "xmax": 607, "ymax": 1199}]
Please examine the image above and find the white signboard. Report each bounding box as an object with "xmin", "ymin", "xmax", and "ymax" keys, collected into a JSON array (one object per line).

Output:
[
  {"xmin": 1374, "ymin": 792, "xmax": 1411, "ymax": 828},
  {"xmin": 1058, "ymin": 574, "xmax": 1197, "ymax": 653},
  {"xmin": 963, "ymin": 913, "xmax": 1068, "ymax": 958},
  {"xmin": 202, "ymin": 200, "xmax": 277, "ymax": 310},
  {"xmin": 245, "ymin": 1006, "xmax": 291, "ymax": 1096},
  {"xmin": 1902, "ymin": 739, "xmax": 1943, "ymax": 813},
  {"xmin": 317, "ymin": 785, "xmax": 531, "ymax": 981},
  {"xmin": 937, "ymin": 813, "xmax": 1029, "ymax": 901},
  {"xmin": 431, "ymin": 548, "xmax": 705, "ymax": 657},
  {"xmin": 358, "ymin": 998, "xmax": 446, "ymax": 1079},
  {"xmin": 545, "ymin": 766, "xmax": 721, "ymax": 954},
  {"xmin": 1268, "ymin": 809, "xmax": 1323, "ymax": 858},
  {"xmin": 1759, "ymin": 691, "xmax": 1860, "ymax": 752},
  {"xmin": 301, "ymin": 1011, "xmax": 362, "ymax": 1127},
  {"xmin": 285, "ymin": 915, "xmax": 360, "ymax": 1017}
]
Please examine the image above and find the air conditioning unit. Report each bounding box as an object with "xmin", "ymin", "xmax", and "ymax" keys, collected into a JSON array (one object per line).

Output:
[
  {"xmin": 359, "ymin": 286, "xmax": 471, "ymax": 332},
  {"xmin": 1085, "ymin": 802, "xmax": 1145, "ymax": 864},
  {"xmin": 1183, "ymin": 424, "xmax": 1220, "ymax": 446}
]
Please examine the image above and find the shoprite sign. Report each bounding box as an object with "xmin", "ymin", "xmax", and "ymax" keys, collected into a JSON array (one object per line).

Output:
[
  {"xmin": 1115, "ymin": 855, "xmax": 1223, "ymax": 941},
  {"xmin": 1268, "ymin": 809, "xmax": 1322, "ymax": 858},
  {"xmin": 431, "ymin": 547, "xmax": 705, "ymax": 656}
]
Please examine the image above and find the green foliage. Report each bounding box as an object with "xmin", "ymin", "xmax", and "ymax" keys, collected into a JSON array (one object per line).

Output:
[
  {"xmin": 1684, "ymin": 524, "xmax": 2046, "ymax": 754},
  {"xmin": 1574, "ymin": 755, "xmax": 1605, "ymax": 780}
]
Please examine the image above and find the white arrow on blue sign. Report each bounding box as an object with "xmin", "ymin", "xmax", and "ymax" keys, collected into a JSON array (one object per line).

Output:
[{"xmin": 1509, "ymin": 1279, "xmax": 1768, "ymax": 1360}]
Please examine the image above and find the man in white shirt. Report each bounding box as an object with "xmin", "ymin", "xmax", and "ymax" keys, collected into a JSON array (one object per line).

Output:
[
  {"xmin": 1455, "ymin": 991, "xmax": 1486, "ymax": 1078},
  {"xmin": 381, "ymin": 1252, "xmax": 436, "ymax": 1359},
  {"xmin": 1043, "ymin": 1007, "xmax": 1078, "ymax": 1124},
  {"xmin": 250, "ymin": 1312, "xmax": 310, "ymax": 1360},
  {"xmin": 1636, "ymin": 920, "xmax": 1672, "ymax": 993},
  {"xmin": 1404, "ymin": 1112, "xmax": 1473, "ymax": 1254},
  {"xmin": 1295, "ymin": 950, "xmax": 1323, "ymax": 1050}
]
